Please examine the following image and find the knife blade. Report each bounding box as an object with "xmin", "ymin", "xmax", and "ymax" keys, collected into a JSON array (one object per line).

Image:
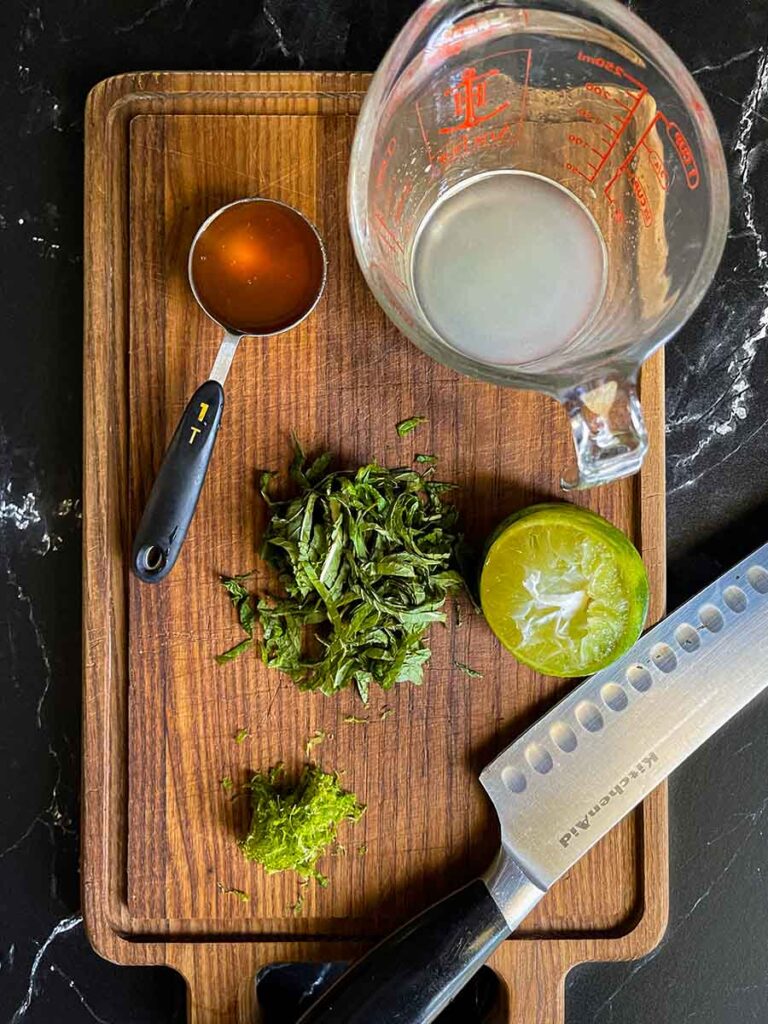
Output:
[
  {"xmin": 298, "ymin": 542, "xmax": 768, "ymax": 1024},
  {"xmin": 482, "ymin": 542, "xmax": 768, "ymax": 890}
]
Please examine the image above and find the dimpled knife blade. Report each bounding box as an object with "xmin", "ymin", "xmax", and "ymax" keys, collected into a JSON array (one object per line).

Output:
[{"xmin": 481, "ymin": 541, "xmax": 768, "ymax": 890}]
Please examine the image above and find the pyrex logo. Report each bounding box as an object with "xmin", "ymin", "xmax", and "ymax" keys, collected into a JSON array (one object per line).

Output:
[
  {"xmin": 558, "ymin": 751, "xmax": 659, "ymax": 848},
  {"xmin": 439, "ymin": 67, "xmax": 509, "ymax": 134}
]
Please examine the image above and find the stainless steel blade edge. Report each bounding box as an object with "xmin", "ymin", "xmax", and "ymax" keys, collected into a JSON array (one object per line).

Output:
[{"xmin": 481, "ymin": 541, "xmax": 768, "ymax": 890}]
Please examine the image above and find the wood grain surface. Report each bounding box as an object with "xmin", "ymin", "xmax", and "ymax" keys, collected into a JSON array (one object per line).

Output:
[{"xmin": 83, "ymin": 72, "xmax": 668, "ymax": 1024}]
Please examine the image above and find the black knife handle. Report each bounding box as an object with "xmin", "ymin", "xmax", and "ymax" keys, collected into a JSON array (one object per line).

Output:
[
  {"xmin": 131, "ymin": 380, "xmax": 224, "ymax": 583},
  {"xmin": 296, "ymin": 879, "xmax": 510, "ymax": 1024}
]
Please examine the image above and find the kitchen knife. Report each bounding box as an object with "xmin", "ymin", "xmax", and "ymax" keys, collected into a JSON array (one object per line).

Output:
[{"xmin": 297, "ymin": 542, "xmax": 768, "ymax": 1024}]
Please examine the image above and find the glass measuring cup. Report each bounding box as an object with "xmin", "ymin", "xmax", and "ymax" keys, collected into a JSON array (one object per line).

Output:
[{"xmin": 348, "ymin": 0, "xmax": 728, "ymax": 488}]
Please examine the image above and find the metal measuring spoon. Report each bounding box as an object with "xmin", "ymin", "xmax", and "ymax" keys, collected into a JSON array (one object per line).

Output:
[{"xmin": 131, "ymin": 197, "xmax": 327, "ymax": 583}]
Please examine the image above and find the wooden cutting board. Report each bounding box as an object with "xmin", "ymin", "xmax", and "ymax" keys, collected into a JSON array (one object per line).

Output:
[{"xmin": 82, "ymin": 71, "xmax": 668, "ymax": 1024}]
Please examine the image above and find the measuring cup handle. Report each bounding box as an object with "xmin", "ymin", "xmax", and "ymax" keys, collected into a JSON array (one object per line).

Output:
[
  {"xmin": 560, "ymin": 375, "xmax": 648, "ymax": 490},
  {"xmin": 131, "ymin": 380, "xmax": 224, "ymax": 583}
]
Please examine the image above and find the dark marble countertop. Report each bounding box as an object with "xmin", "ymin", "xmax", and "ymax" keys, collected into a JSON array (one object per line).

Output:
[{"xmin": 2, "ymin": 0, "xmax": 768, "ymax": 1021}]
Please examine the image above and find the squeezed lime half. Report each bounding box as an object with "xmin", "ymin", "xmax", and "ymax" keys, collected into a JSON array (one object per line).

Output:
[{"xmin": 480, "ymin": 504, "xmax": 649, "ymax": 678}]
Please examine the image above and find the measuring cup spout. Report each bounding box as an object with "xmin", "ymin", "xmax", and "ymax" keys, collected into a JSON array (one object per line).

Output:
[{"xmin": 560, "ymin": 375, "xmax": 648, "ymax": 490}]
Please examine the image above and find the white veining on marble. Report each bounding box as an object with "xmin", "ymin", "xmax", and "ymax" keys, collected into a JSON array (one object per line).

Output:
[
  {"xmin": 11, "ymin": 569, "xmax": 51, "ymax": 723},
  {"xmin": 10, "ymin": 915, "xmax": 82, "ymax": 1024},
  {"xmin": 681, "ymin": 985, "xmax": 768, "ymax": 1022},
  {"xmin": 691, "ymin": 46, "xmax": 762, "ymax": 77},
  {"xmin": 0, "ymin": 419, "xmax": 80, "ymax": 933},
  {"xmin": 263, "ymin": 0, "xmax": 291, "ymax": 59},
  {"xmin": 15, "ymin": 10, "xmax": 66, "ymax": 136},
  {"xmin": 587, "ymin": 942, "xmax": 666, "ymax": 1022},
  {"xmin": 678, "ymin": 843, "xmax": 750, "ymax": 923},
  {"xmin": 56, "ymin": 498, "xmax": 81, "ymax": 519},
  {"xmin": 0, "ymin": 479, "xmax": 79, "ymax": 555},
  {"xmin": 46, "ymin": 741, "xmax": 73, "ymax": 832},
  {"xmin": 295, "ymin": 963, "xmax": 336, "ymax": 1008},
  {"xmin": 1, "ymin": 552, "xmax": 74, "ymax": 864},
  {"xmin": 732, "ymin": 738, "xmax": 755, "ymax": 757},
  {"xmin": 115, "ymin": 0, "xmax": 177, "ymax": 34},
  {"xmin": 31, "ymin": 233, "xmax": 61, "ymax": 257},
  {"xmin": 7, "ymin": 203, "xmax": 78, "ymax": 263},
  {"xmin": 49, "ymin": 965, "xmax": 113, "ymax": 1024},
  {"xmin": 680, "ymin": 795, "xmax": 768, "ymax": 871},
  {"xmin": 0, "ymin": 488, "xmax": 42, "ymax": 531},
  {"xmin": 668, "ymin": 414, "xmax": 768, "ymax": 498},
  {"xmin": 19, "ymin": 78, "xmax": 63, "ymax": 134},
  {"xmin": 18, "ymin": 4, "xmax": 43, "ymax": 48},
  {"xmin": 0, "ymin": 817, "xmax": 40, "ymax": 862},
  {"xmin": 668, "ymin": 45, "xmax": 768, "ymax": 496}
]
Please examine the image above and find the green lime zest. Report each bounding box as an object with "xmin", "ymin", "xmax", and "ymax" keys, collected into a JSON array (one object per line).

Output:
[{"xmin": 239, "ymin": 763, "xmax": 365, "ymax": 884}]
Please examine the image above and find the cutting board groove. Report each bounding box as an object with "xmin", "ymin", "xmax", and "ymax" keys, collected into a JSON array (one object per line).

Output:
[{"xmin": 83, "ymin": 71, "xmax": 668, "ymax": 1024}]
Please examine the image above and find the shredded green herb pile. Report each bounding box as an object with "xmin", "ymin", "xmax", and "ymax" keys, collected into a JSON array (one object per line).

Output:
[
  {"xmin": 219, "ymin": 442, "xmax": 464, "ymax": 701},
  {"xmin": 238, "ymin": 763, "xmax": 365, "ymax": 884}
]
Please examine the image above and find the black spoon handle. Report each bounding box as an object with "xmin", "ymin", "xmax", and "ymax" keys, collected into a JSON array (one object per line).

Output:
[
  {"xmin": 131, "ymin": 380, "xmax": 224, "ymax": 583},
  {"xmin": 296, "ymin": 879, "xmax": 510, "ymax": 1024}
]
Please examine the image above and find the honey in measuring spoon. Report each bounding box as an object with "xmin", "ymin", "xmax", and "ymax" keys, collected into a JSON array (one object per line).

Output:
[{"xmin": 190, "ymin": 200, "xmax": 326, "ymax": 335}]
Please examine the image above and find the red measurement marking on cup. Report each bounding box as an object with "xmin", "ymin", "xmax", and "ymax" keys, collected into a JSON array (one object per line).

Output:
[
  {"xmin": 375, "ymin": 136, "xmax": 398, "ymax": 188},
  {"xmin": 372, "ymin": 256, "xmax": 417, "ymax": 330},
  {"xmin": 565, "ymin": 50, "xmax": 701, "ymax": 226},
  {"xmin": 627, "ymin": 171, "xmax": 653, "ymax": 226},
  {"xmin": 430, "ymin": 8, "xmax": 531, "ymax": 67},
  {"xmin": 373, "ymin": 258, "xmax": 409, "ymax": 296},
  {"xmin": 415, "ymin": 102, "xmax": 435, "ymax": 163},
  {"xmin": 643, "ymin": 140, "xmax": 669, "ymax": 190},
  {"xmin": 391, "ymin": 180, "xmax": 414, "ymax": 225},
  {"xmin": 436, "ymin": 121, "xmax": 514, "ymax": 168},
  {"xmin": 667, "ymin": 120, "xmax": 700, "ymax": 187},
  {"xmin": 570, "ymin": 71, "xmax": 647, "ymax": 184},
  {"xmin": 604, "ymin": 112, "xmax": 700, "ymax": 205},
  {"xmin": 518, "ymin": 48, "xmax": 533, "ymax": 133},
  {"xmin": 373, "ymin": 210, "xmax": 404, "ymax": 255},
  {"xmin": 373, "ymin": 134, "xmax": 416, "ymax": 241}
]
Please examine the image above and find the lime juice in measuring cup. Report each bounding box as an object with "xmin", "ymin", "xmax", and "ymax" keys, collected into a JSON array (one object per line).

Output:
[{"xmin": 348, "ymin": 0, "xmax": 728, "ymax": 488}]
